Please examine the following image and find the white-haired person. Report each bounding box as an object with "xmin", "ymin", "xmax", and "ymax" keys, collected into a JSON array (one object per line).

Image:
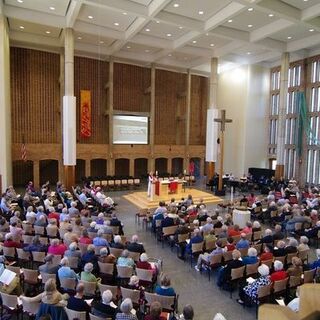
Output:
[
  {"xmin": 116, "ymin": 298, "xmax": 138, "ymax": 320},
  {"xmin": 308, "ymin": 248, "xmax": 320, "ymax": 270},
  {"xmin": 93, "ymin": 229, "xmax": 109, "ymax": 247},
  {"xmin": 137, "ymin": 253, "xmax": 157, "ymax": 279},
  {"xmin": 111, "ymin": 235, "xmax": 125, "ymax": 249},
  {"xmin": 58, "ymin": 257, "xmax": 79, "ymax": 282},
  {"xmin": 64, "ymin": 242, "xmax": 82, "ymax": 262},
  {"xmin": 297, "ymin": 236, "xmax": 310, "ymax": 252},
  {"xmin": 242, "ymin": 247, "xmax": 258, "ymax": 265},
  {"xmin": 270, "ymin": 260, "xmax": 288, "ymax": 283},
  {"xmin": 80, "ymin": 262, "xmax": 101, "ymax": 287},
  {"xmin": 127, "ymin": 234, "xmax": 145, "ymax": 254},
  {"xmin": 98, "ymin": 247, "xmax": 115, "ymax": 264},
  {"xmin": 127, "ymin": 275, "xmax": 145, "ymax": 304},
  {"xmin": 80, "ymin": 244, "xmax": 98, "ymax": 271},
  {"xmin": 237, "ymin": 264, "xmax": 271, "ymax": 306},
  {"xmin": 117, "ymin": 249, "xmax": 135, "ymax": 268},
  {"xmin": 92, "ymin": 289, "xmax": 118, "ymax": 318}
]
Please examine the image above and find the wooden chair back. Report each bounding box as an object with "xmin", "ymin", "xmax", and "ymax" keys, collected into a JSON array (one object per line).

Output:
[
  {"xmin": 34, "ymin": 226, "xmax": 45, "ymax": 235},
  {"xmin": 127, "ymin": 251, "xmax": 140, "ymax": 262},
  {"xmin": 231, "ymin": 266, "xmax": 245, "ymax": 281},
  {"xmin": 191, "ymin": 241, "xmax": 204, "ymax": 254},
  {"xmin": 262, "ymin": 259, "xmax": 273, "ymax": 268},
  {"xmin": 136, "ymin": 268, "xmax": 153, "ymax": 282},
  {"xmin": 253, "ymin": 231, "xmax": 263, "ymax": 241},
  {"xmin": 223, "ymin": 251, "xmax": 233, "ymax": 263},
  {"xmin": 79, "ymin": 280, "xmax": 97, "ymax": 296},
  {"xmin": 204, "ymin": 239, "xmax": 216, "ymax": 252},
  {"xmin": 289, "ymin": 276, "xmax": 302, "ymax": 288},
  {"xmin": 258, "ymin": 283, "xmax": 272, "ymax": 299},
  {"xmin": 162, "ymin": 225, "xmax": 178, "ymax": 237},
  {"xmin": 21, "ymin": 297, "xmax": 40, "ymax": 315},
  {"xmin": 65, "ymin": 307, "xmax": 86, "ymax": 320},
  {"xmin": 116, "ymin": 265, "xmax": 133, "ymax": 278},
  {"xmin": 22, "ymin": 235, "xmax": 33, "ymax": 244},
  {"xmin": 40, "ymin": 272, "xmax": 56, "ymax": 284},
  {"xmin": 79, "ymin": 243, "xmax": 88, "ymax": 255},
  {"xmin": 238, "ymin": 248, "xmax": 248, "ymax": 257},
  {"xmin": 109, "ymin": 247, "xmax": 123, "ymax": 258},
  {"xmin": 286, "ymin": 252, "xmax": 297, "ymax": 265},
  {"xmin": 209, "ymin": 253, "xmax": 222, "ymax": 266},
  {"xmin": 3, "ymin": 246, "xmax": 16, "ymax": 258},
  {"xmin": 16, "ymin": 248, "xmax": 31, "ymax": 261},
  {"xmin": 274, "ymin": 256, "xmax": 286, "ymax": 265},
  {"xmin": 1, "ymin": 292, "xmax": 20, "ymax": 310},
  {"xmin": 303, "ymin": 269, "xmax": 315, "ymax": 284},
  {"xmin": 60, "ymin": 277, "xmax": 77, "ymax": 291},
  {"xmin": 177, "ymin": 233, "xmax": 190, "ymax": 243},
  {"xmin": 273, "ymin": 277, "xmax": 289, "ymax": 294},
  {"xmin": 120, "ymin": 286, "xmax": 140, "ymax": 304},
  {"xmin": 246, "ymin": 262, "xmax": 259, "ymax": 276},
  {"xmin": 7, "ymin": 265, "xmax": 21, "ymax": 276},
  {"xmin": 32, "ymin": 251, "xmax": 46, "ymax": 263},
  {"xmin": 98, "ymin": 261, "xmax": 114, "ymax": 275},
  {"xmin": 68, "ymin": 256, "xmax": 79, "ymax": 269},
  {"xmin": 144, "ymin": 292, "xmax": 175, "ymax": 312}
]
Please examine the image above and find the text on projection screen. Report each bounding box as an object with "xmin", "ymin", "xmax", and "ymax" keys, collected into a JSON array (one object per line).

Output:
[{"xmin": 113, "ymin": 115, "xmax": 148, "ymax": 144}]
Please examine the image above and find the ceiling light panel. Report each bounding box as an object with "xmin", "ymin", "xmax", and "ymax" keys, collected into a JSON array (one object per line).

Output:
[
  {"xmin": 9, "ymin": 18, "xmax": 61, "ymax": 37},
  {"xmin": 4, "ymin": 0, "xmax": 69, "ymax": 16},
  {"xmin": 122, "ymin": 42, "xmax": 160, "ymax": 54},
  {"xmin": 78, "ymin": 4, "xmax": 136, "ymax": 31},
  {"xmin": 140, "ymin": 21, "xmax": 188, "ymax": 40},
  {"xmin": 269, "ymin": 25, "xmax": 318, "ymax": 42},
  {"xmin": 191, "ymin": 33, "xmax": 231, "ymax": 49},
  {"xmin": 164, "ymin": 0, "xmax": 233, "ymax": 21},
  {"xmin": 222, "ymin": 9, "xmax": 274, "ymax": 31},
  {"xmin": 129, "ymin": 0, "xmax": 153, "ymax": 5},
  {"xmin": 280, "ymin": 0, "xmax": 320, "ymax": 10},
  {"xmin": 74, "ymin": 32, "xmax": 116, "ymax": 47}
]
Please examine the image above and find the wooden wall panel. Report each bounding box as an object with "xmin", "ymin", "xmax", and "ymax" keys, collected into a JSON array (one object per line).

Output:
[
  {"xmin": 155, "ymin": 69, "xmax": 187, "ymax": 144},
  {"xmin": 190, "ymin": 75, "xmax": 208, "ymax": 145},
  {"xmin": 74, "ymin": 57, "xmax": 108, "ymax": 144},
  {"xmin": 10, "ymin": 48, "xmax": 60, "ymax": 143},
  {"xmin": 114, "ymin": 63, "xmax": 150, "ymax": 112}
]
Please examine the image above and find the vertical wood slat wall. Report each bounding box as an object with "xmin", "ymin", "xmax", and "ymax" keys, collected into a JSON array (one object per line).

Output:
[
  {"xmin": 114, "ymin": 63, "xmax": 151, "ymax": 113},
  {"xmin": 155, "ymin": 69, "xmax": 187, "ymax": 145},
  {"xmin": 190, "ymin": 75, "xmax": 208, "ymax": 145},
  {"xmin": 10, "ymin": 48, "xmax": 60, "ymax": 143},
  {"xmin": 74, "ymin": 57, "xmax": 109, "ymax": 144}
]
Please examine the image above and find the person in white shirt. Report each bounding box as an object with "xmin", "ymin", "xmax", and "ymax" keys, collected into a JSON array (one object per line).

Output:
[{"xmin": 287, "ymin": 286, "xmax": 300, "ymax": 312}]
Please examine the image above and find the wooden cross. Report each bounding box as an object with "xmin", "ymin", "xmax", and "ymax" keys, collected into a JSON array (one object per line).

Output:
[{"xmin": 214, "ymin": 110, "xmax": 232, "ymax": 192}]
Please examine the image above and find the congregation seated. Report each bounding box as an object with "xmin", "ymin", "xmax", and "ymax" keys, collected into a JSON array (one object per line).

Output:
[
  {"xmin": 80, "ymin": 262, "xmax": 101, "ymax": 287},
  {"xmin": 242, "ymin": 247, "xmax": 258, "ymax": 265},
  {"xmin": 236, "ymin": 233, "xmax": 250, "ymax": 250},
  {"xmin": 48, "ymin": 238, "xmax": 67, "ymax": 255},
  {"xmin": 3, "ymin": 232, "xmax": 21, "ymax": 248},
  {"xmin": 67, "ymin": 283, "xmax": 91, "ymax": 314},
  {"xmin": 79, "ymin": 229, "xmax": 92, "ymax": 244},
  {"xmin": 111, "ymin": 235, "xmax": 125, "ymax": 249},
  {"xmin": 285, "ymin": 238, "xmax": 298, "ymax": 254},
  {"xmin": 117, "ymin": 249, "xmax": 135, "ymax": 267},
  {"xmin": 39, "ymin": 254, "xmax": 60, "ymax": 274},
  {"xmin": 237, "ymin": 264, "xmax": 271, "ymax": 305},
  {"xmin": 23, "ymin": 234, "xmax": 47, "ymax": 252},
  {"xmin": 155, "ymin": 274, "xmax": 175, "ymax": 296},
  {"xmin": 116, "ymin": 298, "xmax": 138, "ymax": 320},
  {"xmin": 270, "ymin": 260, "xmax": 288, "ymax": 282},
  {"xmin": 256, "ymin": 229, "xmax": 273, "ymax": 245},
  {"xmin": 273, "ymin": 240, "xmax": 286, "ymax": 257},
  {"xmin": 127, "ymin": 234, "xmax": 145, "ymax": 254},
  {"xmin": 92, "ymin": 289, "xmax": 118, "ymax": 319},
  {"xmin": 93, "ymin": 229, "xmax": 109, "ymax": 247},
  {"xmin": 58, "ymin": 257, "xmax": 78, "ymax": 281},
  {"xmin": 98, "ymin": 247, "xmax": 115, "ymax": 263},
  {"xmin": 144, "ymin": 301, "xmax": 166, "ymax": 320},
  {"xmin": 287, "ymin": 257, "xmax": 303, "ymax": 277},
  {"xmin": 260, "ymin": 244, "xmax": 273, "ymax": 262},
  {"xmin": 195, "ymin": 240, "xmax": 224, "ymax": 271}
]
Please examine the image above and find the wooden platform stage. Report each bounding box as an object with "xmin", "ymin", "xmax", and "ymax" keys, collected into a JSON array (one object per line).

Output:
[{"xmin": 123, "ymin": 188, "xmax": 223, "ymax": 209}]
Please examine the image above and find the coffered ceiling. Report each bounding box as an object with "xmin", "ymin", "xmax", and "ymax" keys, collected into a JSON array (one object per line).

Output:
[{"xmin": 2, "ymin": 0, "xmax": 320, "ymax": 74}]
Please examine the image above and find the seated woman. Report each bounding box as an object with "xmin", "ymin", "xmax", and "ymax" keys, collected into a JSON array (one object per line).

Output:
[
  {"xmin": 237, "ymin": 264, "xmax": 271, "ymax": 305},
  {"xmin": 98, "ymin": 247, "xmax": 116, "ymax": 264},
  {"xmin": 144, "ymin": 301, "xmax": 167, "ymax": 320},
  {"xmin": 137, "ymin": 253, "xmax": 157, "ymax": 276},
  {"xmin": 24, "ymin": 235, "xmax": 47, "ymax": 252},
  {"xmin": 111, "ymin": 235, "xmax": 125, "ymax": 249},
  {"xmin": 58, "ymin": 257, "xmax": 78, "ymax": 282},
  {"xmin": 3, "ymin": 232, "xmax": 21, "ymax": 248},
  {"xmin": 48, "ymin": 238, "xmax": 67, "ymax": 256},
  {"xmin": 273, "ymin": 240, "xmax": 286, "ymax": 257},
  {"xmin": 155, "ymin": 274, "xmax": 175, "ymax": 296},
  {"xmin": 64, "ymin": 242, "xmax": 82, "ymax": 264},
  {"xmin": 80, "ymin": 244, "xmax": 98, "ymax": 271},
  {"xmin": 126, "ymin": 275, "xmax": 145, "ymax": 304},
  {"xmin": 80, "ymin": 262, "xmax": 101, "ymax": 288},
  {"xmin": 287, "ymin": 257, "xmax": 303, "ymax": 277},
  {"xmin": 260, "ymin": 245, "xmax": 273, "ymax": 262},
  {"xmin": 242, "ymin": 247, "xmax": 258, "ymax": 265},
  {"xmin": 92, "ymin": 289, "xmax": 118, "ymax": 319},
  {"xmin": 270, "ymin": 260, "xmax": 288, "ymax": 282},
  {"xmin": 0, "ymin": 256, "xmax": 21, "ymax": 295},
  {"xmin": 297, "ymin": 236, "xmax": 310, "ymax": 252},
  {"xmin": 20, "ymin": 278, "xmax": 69, "ymax": 306},
  {"xmin": 79, "ymin": 229, "xmax": 92, "ymax": 245},
  {"xmin": 285, "ymin": 238, "xmax": 298, "ymax": 255},
  {"xmin": 117, "ymin": 250, "xmax": 135, "ymax": 268},
  {"xmin": 115, "ymin": 298, "xmax": 138, "ymax": 320}
]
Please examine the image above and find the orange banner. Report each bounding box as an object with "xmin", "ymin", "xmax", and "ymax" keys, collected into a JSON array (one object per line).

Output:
[{"xmin": 80, "ymin": 90, "xmax": 91, "ymax": 137}]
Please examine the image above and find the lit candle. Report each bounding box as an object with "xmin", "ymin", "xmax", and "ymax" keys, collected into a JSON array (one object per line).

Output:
[
  {"xmin": 184, "ymin": 169, "xmax": 186, "ymax": 174},
  {"xmin": 156, "ymin": 171, "xmax": 158, "ymax": 176}
]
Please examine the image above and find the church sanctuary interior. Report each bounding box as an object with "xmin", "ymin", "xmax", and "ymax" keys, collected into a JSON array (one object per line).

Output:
[{"xmin": 2, "ymin": 0, "xmax": 320, "ymax": 320}]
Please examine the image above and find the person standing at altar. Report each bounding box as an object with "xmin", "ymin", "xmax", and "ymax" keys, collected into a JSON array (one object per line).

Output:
[
  {"xmin": 147, "ymin": 172, "xmax": 154, "ymax": 197},
  {"xmin": 189, "ymin": 161, "xmax": 195, "ymax": 176}
]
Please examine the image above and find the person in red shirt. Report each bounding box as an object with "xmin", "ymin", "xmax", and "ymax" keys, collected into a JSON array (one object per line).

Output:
[
  {"xmin": 225, "ymin": 237, "xmax": 236, "ymax": 252},
  {"xmin": 270, "ymin": 260, "xmax": 288, "ymax": 282},
  {"xmin": 144, "ymin": 301, "xmax": 167, "ymax": 320},
  {"xmin": 3, "ymin": 233, "xmax": 21, "ymax": 248},
  {"xmin": 228, "ymin": 224, "xmax": 241, "ymax": 237},
  {"xmin": 48, "ymin": 207, "xmax": 60, "ymax": 226},
  {"xmin": 137, "ymin": 253, "xmax": 153, "ymax": 270},
  {"xmin": 260, "ymin": 244, "xmax": 273, "ymax": 262},
  {"xmin": 79, "ymin": 229, "xmax": 92, "ymax": 245},
  {"xmin": 48, "ymin": 238, "xmax": 67, "ymax": 256}
]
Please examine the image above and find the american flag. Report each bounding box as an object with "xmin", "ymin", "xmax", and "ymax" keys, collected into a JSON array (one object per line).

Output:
[{"xmin": 21, "ymin": 137, "xmax": 27, "ymax": 162}]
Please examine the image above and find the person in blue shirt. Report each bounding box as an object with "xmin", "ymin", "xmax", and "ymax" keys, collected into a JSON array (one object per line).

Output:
[
  {"xmin": 242, "ymin": 247, "xmax": 259, "ymax": 265},
  {"xmin": 236, "ymin": 233, "xmax": 250, "ymax": 250},
  {"xmin": 58, "ymin": 257, "xmax": 78, "ymax": 282},
  {"xmin": 309, "ymin": 249, "xmax": 320, "ymax": 270},
  {"xmin": 182, "ymin": 228, "xmax": 203, "ymax": 259},
  {"xmin": 155, "ymin": 274, "xmax": 176, "ymax": 296},
  {"xmin": 93, "ymin": 229, "xmax": 109, "ymax": 247}
]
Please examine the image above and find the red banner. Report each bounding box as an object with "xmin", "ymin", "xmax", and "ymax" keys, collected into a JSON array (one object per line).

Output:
[{"xmin": 80, "ymin": 90, "xmax": 91, "ymax": 137}]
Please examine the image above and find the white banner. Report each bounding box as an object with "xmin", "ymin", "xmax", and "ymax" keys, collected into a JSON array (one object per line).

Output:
[
  {"xmin": 205, "ymin": 109, "xmax": 219, "ymax": 162},
  {"xmin": 63, "ymin": 95, "xmax": 76, "ymax": 166}
]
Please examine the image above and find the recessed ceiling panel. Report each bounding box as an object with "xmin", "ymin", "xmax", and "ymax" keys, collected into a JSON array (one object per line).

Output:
[
  {"xmin": 140, "ymin": 20, "xmax": 188, "ymax": 40},
  {"xmin": 164, "ymin": 0, "xmax": 233, "ymax": 21},
  {"xmin": 9, "ymin": 18, "xmax": 61, "ymax": 37},
  {"xmin": 130, "ymin": 0, "xmax": 153, "ymax": 6},
  {"xmin": 78, "ymin": 4, "xmax": 137, "ymax": 32},
  {"xmin": 270, "ymin": 25, "xmax": 319, "ymax": 42},
  {"xmin": 122, "ymin": 42, "xmax": 161, "ymax": 54},
  {"xmin": 281, "ymin": 0, "xmax": 320, "ymax": 10},
  {"xmin": 188, "ymin": 34, "xmax": 232, "ymax": 49},
  {"xmin": 74, "ymin": 32, "xmax": 116, "ymax": 47},
  {"xmin": 222, "ymin": 9, "xmax": 276, "ymax": 31},
  {"xmin": 4, "ymin": 0, "xmax": 70, "ymax": 16}
]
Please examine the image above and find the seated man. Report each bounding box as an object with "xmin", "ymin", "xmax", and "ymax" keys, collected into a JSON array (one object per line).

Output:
[
  {"xmin": 195, "ymin": 239, "xmax": 224, "ymax": 271},
  {"xmin": 257, "ymin": 229, "xmax": 273, "ymax": 245},
  {"xmin": 92, "ymin": 290, "xmax": 118, "ymax": 319},
  {"xmin": 236, "ymin": 233, "xmax": 250, "ymax": 250},
  {"xmin": 126, "ymin": 234, "xmax": 145, "ymax": 254},
  {"xmin": 67, "ymin": 283, "xmax": 91, "ymax": 314}
]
